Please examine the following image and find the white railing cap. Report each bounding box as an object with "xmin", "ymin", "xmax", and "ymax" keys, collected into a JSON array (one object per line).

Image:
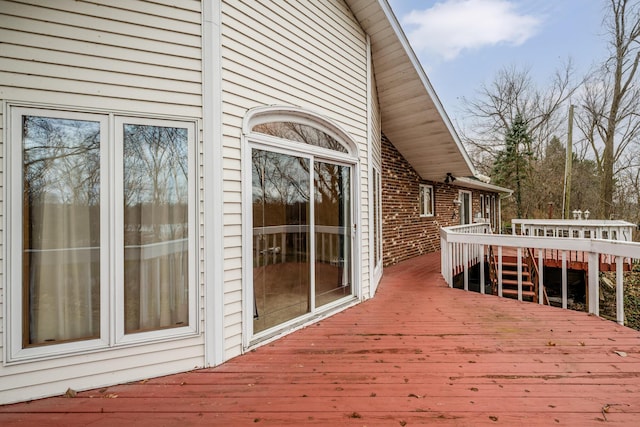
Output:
[{"xmin": 511, "ymin": 219, "xmax": 635, "ymax": 227}]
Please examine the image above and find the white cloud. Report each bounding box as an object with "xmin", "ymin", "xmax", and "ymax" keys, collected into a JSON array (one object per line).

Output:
[{"xmin": 402, "ymin": 0, "xmax": 542, "ymax": 61}]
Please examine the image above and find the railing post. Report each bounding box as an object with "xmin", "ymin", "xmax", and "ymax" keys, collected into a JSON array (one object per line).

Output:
[
  {"xmin": 441, "ymin": 234, "xmax": 447, "ymax": 285},
  {"xmin": 497, "ymin": 246, "xmax": 503, "ymax": 297},
  {"xmin": 616, "ymin": 256, "xmax": 624, "ymax": 325},
  {"xmin": 480, "ymin": 244, "xmax": 485, "ymax": 294},
  {"xmin": 517, "ymin": 247, "xmax": 523, "ymax": 301},
  {"xmin": 562, "ymin": 251, "xmax": 567, "ymax": 309},
  {"xmin": 538, "ymin": 249, "xmax": 544, "ymax": 304},
  {"xmin": 588, "ymin": 252, "xmax": 599, "ymax": 316},
  {"xmin": 448, "ymin": 242, "xmax": 454, "ymax": 287}
]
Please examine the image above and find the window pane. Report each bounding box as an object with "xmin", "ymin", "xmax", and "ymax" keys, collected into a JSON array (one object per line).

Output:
[
  {"xmin": 253, "ymin": 122, "xmax": 348, "ymax": 153},
  {"xmin": 373, "ymin": 170, "xmax": 380, "ymax": 267},
  {"xmin": 22, "ymin": 115, "xmax": 101, "ymax": 346},
  {"xmin": 420, "ymin": 185, "xmax": 433, "ymax": 216},
  {"xmin": 123, "ymin": 124, "xmax": 189, "ymax": 333},
  {"xmin": 314, "ymin": 161, "xmax": 351, "ymax": 307},
  {"xmin": 460, "ymin": 192, "xmax": 471, "ymax": 224},
  {"xmin": 252, "ymin": 149, "xmax": 310, "ymax": 333}
]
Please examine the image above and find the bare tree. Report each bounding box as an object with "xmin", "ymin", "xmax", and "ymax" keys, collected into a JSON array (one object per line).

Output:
[
  {"xmin": 460, "ymin": 61, "xmax": 578, "ymax": 175},
  {"xmin": 575, "ymin": 0, "xmax": 640, "ymax": 218}
]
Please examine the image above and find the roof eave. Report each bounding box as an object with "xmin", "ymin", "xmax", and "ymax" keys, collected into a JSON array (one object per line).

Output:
[
  {"xmin": 454, "ymin": 176, "xmax": 514, "ymax": 195},
  {"xmin": 346, "ymin": 0, "xmax": 476, "ymax": 182}
]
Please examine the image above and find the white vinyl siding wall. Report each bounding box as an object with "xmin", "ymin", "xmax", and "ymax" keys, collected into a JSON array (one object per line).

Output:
[
  {"xmin": 221, "ymin": 0, "xmax": 369, "ymax": 357},
  {"xmin": 0, "ymin": 0, "xmax": 205, "ymax": 404},
  {"xmin": 370, "ymin": 72, "xmax": 382, "ymax": 169},
  {"xmin": 369, "ymin": 60, "xmax": 382, "ymax": 290}
]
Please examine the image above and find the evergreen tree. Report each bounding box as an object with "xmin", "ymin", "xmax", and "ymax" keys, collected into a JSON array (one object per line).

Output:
[{"xmin": 492, "ymin": 114, "xmax": 534, "ymax": 218}]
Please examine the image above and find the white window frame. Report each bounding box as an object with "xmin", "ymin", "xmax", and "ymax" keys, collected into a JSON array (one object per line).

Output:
[
  {"xmin": 241, "ymin": 106, "xmax": 361, "ymax": 349},
  {"xmin": 419, "ymin": 184, "xmax": 434, "ymax": 217},
  {"xmin": 5, "ymin": 105, "xmax": 198, "ymax": 363},
  {"xmin": 114, "ymin": 116, "xmax": 198, "ymax": 345},
  {"xmin": 459, "ymin": 190, "xmax": 472, "ymax": 225},
  {"xmin": 371, "ymin": 165, "xmax": 383, "ymax": 285},
  {"xmin": 7, "ymin": 107, "xmax": 111, "ymax": 361}
]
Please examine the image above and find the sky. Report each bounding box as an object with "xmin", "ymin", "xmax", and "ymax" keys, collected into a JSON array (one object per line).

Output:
[{"xmin": 387, "ymin": 0, "xmax": 610, "ymax": 130}]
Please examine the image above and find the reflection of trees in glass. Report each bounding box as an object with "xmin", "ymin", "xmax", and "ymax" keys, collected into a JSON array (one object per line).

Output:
[
  {"xmin": 22, "ymin": 115, "xmax": 102, "ymax": 345},
  {"xmin": 123, "ymin": 125, "xmax": 188, "ymax": 244},
  {"xmin": 253, "ymin": 122, "xmax": 348, "ymax": 153},
  {"xmin": 123, "ymin": 124, "xmax": 189, "ymax": 333},
  {"xmin": 314, "ymin": 162, "xmax": 348, "ymax": 227},
  {"xmin": 23, "ymin": 116, "xmax": 101, "ymax": 248},
  {"xmin": 252, "ymin": 149, "xmax": 310, "ymax": 217}
]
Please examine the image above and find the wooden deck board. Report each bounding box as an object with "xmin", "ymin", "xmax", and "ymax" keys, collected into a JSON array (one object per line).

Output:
[{"xmin": 1, "ymin": 252, "xmax": 639, "ymax": 426}]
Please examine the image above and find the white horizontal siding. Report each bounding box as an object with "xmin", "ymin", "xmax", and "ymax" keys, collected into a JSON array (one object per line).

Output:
[
  {"xmin": 368, "ymin": 55, "xmax": 382, "ymax": 294},
  {"xmin": 0, "ymin": 0, "xmax": 205, "ymax": 404},
  {"xmin": 371, "ymin": 69, "xmax": 382, "ymax": 166},
  {"xmin": 2, "ymin": 1, "xmax": 201, "ymax": 50},
  {"xmin": 0, "ymin": 0, "xmax": 203, "ymax": 113},
  {"xmin": 0, "ymin": 339, "xmax": 204, "ymax": 404},
  {"xmin": 221, "ymin": 0, "xmax": 369, "ymax": 358},
  {"xmin": 0, "ymin": 29, "xmax": 201, "ymax": 71}
]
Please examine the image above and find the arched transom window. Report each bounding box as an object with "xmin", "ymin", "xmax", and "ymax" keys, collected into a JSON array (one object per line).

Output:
[{"xmin": 252, "ymin": 122, "xmax": 349, "ymax": 153}]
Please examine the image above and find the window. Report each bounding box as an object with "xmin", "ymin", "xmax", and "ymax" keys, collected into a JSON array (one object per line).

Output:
[
  {"xmin": 244, "ymin": 106, "xmax": 358, "ymax": 344},
  {"xmin": 372, "ymin": 167, "xmax": 382, "ymax": 270},
  {"xmin": 8, "ymin": 106, "xmax": 196, "ymax": 361},
  {"xmin": 419, "ymin": 184, "xmax": 434, "ymax": 217},
  {"xmin": 253, "ymin": 122, "xmax": 348, "ymax": 153},
  {"xmin": 459, "ymin": 190, "xmax": 472, "ymax": 224}
]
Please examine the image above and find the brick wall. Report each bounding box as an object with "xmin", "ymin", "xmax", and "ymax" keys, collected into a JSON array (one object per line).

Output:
[{"xmin": 381, "ymin": 134, "xmax": 495, "ymax": 266}]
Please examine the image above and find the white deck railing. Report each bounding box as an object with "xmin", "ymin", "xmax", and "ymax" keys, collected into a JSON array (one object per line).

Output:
[
  {"xmin": 511, "ymin": 219, "xmax": 635, "ymax": 241},
  {"xmin": 440, "ymin": 224, "xmax": 640, "ymax": 325},
  {"xmin": 253, "ymin": 224, "xmax": 347, "ymax": 266}
]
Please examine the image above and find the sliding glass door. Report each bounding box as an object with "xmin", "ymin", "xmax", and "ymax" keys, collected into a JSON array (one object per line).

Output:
[
  {"xmin": 252, "ymin": 149, "xmax": 353, "ymax": 334},
  {"xmin": 314, "ymin": 161, "xmax": 351, "ymax": 308}
]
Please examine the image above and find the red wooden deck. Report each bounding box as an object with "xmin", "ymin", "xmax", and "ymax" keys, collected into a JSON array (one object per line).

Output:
[{"xmin": 2, "ymin": 252, "xmax": 640, "ymax": 426}]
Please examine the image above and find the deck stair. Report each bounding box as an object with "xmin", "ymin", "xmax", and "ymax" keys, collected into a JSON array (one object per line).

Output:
[
  {"xmin": 489, "ymin": 247, "xmax": 549, "ymax": 304},
  {"xmin": 500, "ymin": 258, "xmax": 536, "ymax": 301}
]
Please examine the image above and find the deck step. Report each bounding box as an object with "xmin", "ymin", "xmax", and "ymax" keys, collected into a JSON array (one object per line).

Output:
[
  {"xmin": 501, "ymin": 289, "xmax": 536, "ymax": 299},
  {"xmin": 501, "ymin": 279, "xmax": 534, "ymax": 289},
  {"xmin": 489, "ymin": 245, "xmax": 546, "ymax": 305},
  {"xmin": 502, "ymin": 270, "xmax": 530, "ymax": 278}
]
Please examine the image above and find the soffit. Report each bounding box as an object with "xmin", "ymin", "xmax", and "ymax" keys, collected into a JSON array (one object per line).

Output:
[{"xmin": 346, "ymin": 0, "xmax": 475, "ymax": 182}]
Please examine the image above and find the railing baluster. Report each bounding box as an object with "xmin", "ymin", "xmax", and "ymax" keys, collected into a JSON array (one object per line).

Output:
[
  {"xmin": 562, "ymin": 251, "xmax": 567, "ymax": 309},
  {"xmin": 616, "ymin": 256, "xmax": 624, "ymax": 325},
  {"xmin": 463, "ymin": 243, "xmax": 469, "ymax": 291},
  {"xmin": 588, "ymin": 252, "xmax": 599, "ymax": 316}
]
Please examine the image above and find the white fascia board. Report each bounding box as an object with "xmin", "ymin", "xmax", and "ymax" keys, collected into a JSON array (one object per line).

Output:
[{"xmin": 374, "ymin": 0, "xmax": 477, "ymax": 177}]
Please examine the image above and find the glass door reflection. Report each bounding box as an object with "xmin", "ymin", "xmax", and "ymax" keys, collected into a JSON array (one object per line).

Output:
[
  {"xmin": 252, "ymin": 149, "xmax": 310, "ymax": 333},
  {"xmin": 314, "ymin": 161, "xmax": 351, "ymax": 307}
]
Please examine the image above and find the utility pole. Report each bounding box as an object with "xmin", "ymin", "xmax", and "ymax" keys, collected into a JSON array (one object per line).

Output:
[{"xmin": 563, "ymin": 104, "xmax": 574, "ymax": 219}]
